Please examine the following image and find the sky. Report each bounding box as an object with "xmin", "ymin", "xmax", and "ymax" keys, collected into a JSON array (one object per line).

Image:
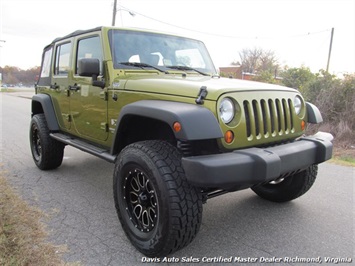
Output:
[{"xmin": 0, "ymin": 0, "xmax": 354, "ymax": 75}]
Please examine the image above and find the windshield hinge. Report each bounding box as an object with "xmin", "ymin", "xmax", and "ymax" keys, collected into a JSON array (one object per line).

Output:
[
  {"xmin": 195, "ymin": 86, "xmax": 208, "ymax": 104},
  {"xmin": 100, "ymin": 91, "xmax": 109, "ymax": 101}
]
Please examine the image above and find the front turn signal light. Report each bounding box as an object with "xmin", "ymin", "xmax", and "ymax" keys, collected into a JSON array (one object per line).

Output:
[
  {"xmin": 173, "ymin": 122, "xmax": 182, "ymax": 132},
  {"xmin": 224, "ymin": 130, "xmax": 234, "ymax": 144},
  {"xmin": 301, "ymin": 120, "xmax": 306, "ymax": 131}
]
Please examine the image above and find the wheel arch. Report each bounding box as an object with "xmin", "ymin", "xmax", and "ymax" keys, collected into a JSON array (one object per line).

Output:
[
  {"xmin": 111, "ymin": 100, "xmax": 223, "ymax": 155},
  {"xmin": 31, "ymin": 94, "xmax": 60, "ymax": 131},
  {"xmin": 112, "ymin": 114, "xmax": 176, "ymax": 154}
]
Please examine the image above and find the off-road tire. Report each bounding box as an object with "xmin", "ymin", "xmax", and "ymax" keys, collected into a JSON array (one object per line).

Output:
[
  {"xmin": 30, "ymin": 114, "xmax": 64, "ymax": 170},
  {"xmin": 251, "ymin": 165, "xmax": 318, "ymax": 202},
  {"xmin": 113, "ymin": 140, "xmax": 202, "ymax": 257}
]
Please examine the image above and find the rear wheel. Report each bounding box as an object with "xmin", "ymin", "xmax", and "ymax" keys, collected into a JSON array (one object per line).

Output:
[
  {"xmin": 30, "ymin": 114, "xmax": 64, "ymax": 170},
  {"xmin": 113, "ymin": 140, "xmax": 202, "ymax": 257},
  {"xmin": 251, "ymin": 165, "xmax": 318, "ymax": 202}
]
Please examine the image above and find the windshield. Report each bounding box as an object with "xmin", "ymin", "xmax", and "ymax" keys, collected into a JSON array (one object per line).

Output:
[{"xmin": 108, "ymin": 29, "xmax": 217, "ymax": 75}]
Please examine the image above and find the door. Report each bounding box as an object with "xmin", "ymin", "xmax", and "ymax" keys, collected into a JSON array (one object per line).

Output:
[
  {"xmin": 69, "ymin": 34, "xmax": 108, "ymax": 141},
  {"xmin": 51, "ymin": 41, "xmax": 72, "ymax": 130}
]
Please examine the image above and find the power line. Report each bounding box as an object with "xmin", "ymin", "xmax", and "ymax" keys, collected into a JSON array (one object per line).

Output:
[{"xmin": 117, "ymin": 4, "xmax": 331, "ymax": 40}]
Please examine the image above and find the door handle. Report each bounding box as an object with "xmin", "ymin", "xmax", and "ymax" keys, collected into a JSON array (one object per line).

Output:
[
  {"xmin": 68, "ymin": 83, "xmax": 81, "ymax": 91},
  {"xmin": 50, "ymin": 83, "xmax": 59, "ymax": 89}
]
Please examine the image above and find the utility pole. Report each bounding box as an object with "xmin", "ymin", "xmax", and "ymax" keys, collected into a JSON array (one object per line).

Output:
[
  {"xmin": 326, "ymin": 28, "xmax": 334, "ymax": 73},
  {"xmin": 112, "ymin": 0, "xmax": 117, "ymax": 26},
  {"xmin": 111, "ymin": 1, "xmax": 135, "ymax": 27},
  {"xmin": 0, "ymin": 40, "xmax": 5, "ymax": 87}
]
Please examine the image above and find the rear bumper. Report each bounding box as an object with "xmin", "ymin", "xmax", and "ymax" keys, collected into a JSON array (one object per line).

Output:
[{"xmin": 182, "ymin": 132, "xmax": 333, "ymax": 190}]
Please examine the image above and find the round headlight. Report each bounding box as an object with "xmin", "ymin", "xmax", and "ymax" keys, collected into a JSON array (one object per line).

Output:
[
  {"xmin": 294, "ymin": 95, "xmax": 303, "ymax": 115},
  {"xmin": 219, "ymin": 98, "xmax": 235, "ymax": 124}
]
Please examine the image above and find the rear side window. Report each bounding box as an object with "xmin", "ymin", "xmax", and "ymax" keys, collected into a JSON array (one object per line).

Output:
[
  {"xmin": 76, "ymin": 36, "xmax": 102, "ymax": 74},
  {"xmin": 40, "ymin": 47, "xmax": 52, "ymax": 78},
  {"xmin": 37, "ymin": 47, "xmax": 53, "ymax": 86},
  {"xmin": 54, "ymin": 42, "xmax": 71, "ymax": 76}
]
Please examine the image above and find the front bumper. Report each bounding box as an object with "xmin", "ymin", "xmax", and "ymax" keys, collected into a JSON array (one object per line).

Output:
[{"xmin": 182, "ymin": 132, "xmax": 333, "ymax": 191}]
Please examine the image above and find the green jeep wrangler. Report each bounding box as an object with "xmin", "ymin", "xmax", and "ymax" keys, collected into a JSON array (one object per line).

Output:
[{"xmin": 30, "ymin": 26, "xmax": 333, "ymax": 257}]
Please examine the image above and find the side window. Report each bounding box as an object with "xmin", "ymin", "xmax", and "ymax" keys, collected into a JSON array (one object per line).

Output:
[
  {"xmin": 37, "ymin": 47, "xmax": 53, "ymax": 86},
  {"xmin": 40, "ymin": 47, "xmax": 53, "ymax": 78},
  {"xmin": 76, "ymin": 36, "xmax": 102, "ymax": 74},
  {"xmin": 54, "ymin": 42, "xmax": 71, "ymax": 76}
]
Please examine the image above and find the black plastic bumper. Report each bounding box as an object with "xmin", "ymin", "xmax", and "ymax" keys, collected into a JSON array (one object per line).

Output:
[{"xmin": 182, "ymin": 132, "xmax": 333, "ymax": 190}]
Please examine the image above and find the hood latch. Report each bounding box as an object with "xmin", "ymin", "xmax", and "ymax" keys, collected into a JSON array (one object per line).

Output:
[{"xmin": 195, "ymin": 86, "xmax": 208, "ymax": 104}]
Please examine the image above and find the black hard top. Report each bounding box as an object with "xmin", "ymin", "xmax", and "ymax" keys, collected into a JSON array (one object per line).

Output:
[{"xmin": 51, "ymin": 26, "xmax": 103, "ymax": 43}]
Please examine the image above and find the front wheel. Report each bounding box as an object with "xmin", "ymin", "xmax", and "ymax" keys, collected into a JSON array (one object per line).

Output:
[
  {"xmin": 251, "ymin": 165, "xmax": 318, "ymax": 202},
  {"xmin": 113, "ymin": 141, "xmax": 202, "ymax": 257}
]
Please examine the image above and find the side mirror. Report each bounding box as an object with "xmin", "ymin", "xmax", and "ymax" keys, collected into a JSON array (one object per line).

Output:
[{"xmin": 78, "ymin": 58, "xmax": 105, "ymax": 88}]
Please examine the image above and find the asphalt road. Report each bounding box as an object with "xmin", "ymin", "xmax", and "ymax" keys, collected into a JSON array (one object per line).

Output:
[{"xmin": 0, "ymin": 91, "xmax": 354, "ymax": 266}]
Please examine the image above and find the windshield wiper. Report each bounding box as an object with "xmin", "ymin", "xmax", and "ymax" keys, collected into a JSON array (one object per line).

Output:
[
  {"xmin": 166, "ymin": 65, "xmax": 210, "ymax": 76},
  {"xmin": 119, "ymin": 62, "xmax": 169, "ymax": 74}
]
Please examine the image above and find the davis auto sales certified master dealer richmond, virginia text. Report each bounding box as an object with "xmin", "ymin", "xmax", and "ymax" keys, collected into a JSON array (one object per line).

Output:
[{"xmin": 141, "ymin": 256, "xmax": 352, "ymax": 263}]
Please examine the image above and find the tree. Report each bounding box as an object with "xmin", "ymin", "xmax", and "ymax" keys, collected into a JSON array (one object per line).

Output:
[
  {"xmin": 251, "ymin": 70, "xmax": 279, "ymax": 84},
  {"xmin": 238, "ymin": 47, "xmax": 279, "ymax": 75},
  {"xmin": 281, "ymin": 66, "xmax": 316, "ymax": 92},
  {"xmin": 307, "ymin": 70, "xmax": 340, "ymax": 104},
  {"xmin": 238, "ymin": 47, "xmax": 262, "ymax": 74},
  {"xmin": 0, "ymin": 66, "xmax": 40, "ymax": 86},
  {"xmin": 290, "ymin": 69, "xmax": 355, "ymax": 143},
  {"xmin": 340, "ymin": 74, "xmax": 355, "ymax": 133}
]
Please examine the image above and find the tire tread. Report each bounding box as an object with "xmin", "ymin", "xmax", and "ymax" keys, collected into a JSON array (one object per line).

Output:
[
  {"xmin": 251, "ymin": 165, "xmax": 318, "ymax": 202},
  {"xmin": 114, "ymin": 140, "xmax": 202, "ymax": 257},
  {"xmin": 30, "ymin": 114, "xmax": 64, "ymax": 170}
]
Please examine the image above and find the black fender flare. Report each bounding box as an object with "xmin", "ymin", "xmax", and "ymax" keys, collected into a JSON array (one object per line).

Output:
[
  {"xmin": 31, "ymin": 94, "xmax": 60, "ymax": 131},
  {"xmin": 112, "ymin": 100, "xmax": 223, "ymax": 152},
  {"xmin": 306, "ymin": 102, "xmax": 323, "ymax": 124}
]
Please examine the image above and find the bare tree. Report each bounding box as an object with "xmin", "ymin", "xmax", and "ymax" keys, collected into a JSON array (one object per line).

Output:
[{"xmin": 238, "ymin": 47, "xmax": 278, "ymax": 74}]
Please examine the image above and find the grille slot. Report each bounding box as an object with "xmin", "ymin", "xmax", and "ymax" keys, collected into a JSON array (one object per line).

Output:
[{"xmin": 244, "ymin": 98, "xmax": 294, "ymax": 140}]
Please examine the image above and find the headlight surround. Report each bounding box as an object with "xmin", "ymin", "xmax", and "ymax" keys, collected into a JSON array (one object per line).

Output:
[
  {"xmin": 293, "ymin": 95, "xmax": 303, "ymax": 115},
  {"xmin": 219, "ymin": 98, "xmax": 235, "ymax": 124}
]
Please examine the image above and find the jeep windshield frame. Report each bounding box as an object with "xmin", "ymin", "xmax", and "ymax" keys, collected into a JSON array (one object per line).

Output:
[{"xmin": 108, "ymin": 29, "xmax": 217, "ymax": 75}]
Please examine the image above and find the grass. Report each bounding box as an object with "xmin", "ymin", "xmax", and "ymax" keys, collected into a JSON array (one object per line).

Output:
[
  {"xmin": 330, "ymin": 145, "xmax": 355, "ymax": 167},
  {"xmin": 331, "ymin": 155, "xmax": 355, "ymax": 167},
  {"xmin": 1, "ymin": 87, "xmax": 35, "ymax": 92},
  {"xmin": 0, "ymin": 171, "xmax": 69, "ymax": 266}
]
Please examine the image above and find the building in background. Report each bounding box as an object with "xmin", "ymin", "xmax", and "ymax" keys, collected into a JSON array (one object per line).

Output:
[{"xmin": 219, "ymin": 65, "xmax": 257, "ymax": 80}]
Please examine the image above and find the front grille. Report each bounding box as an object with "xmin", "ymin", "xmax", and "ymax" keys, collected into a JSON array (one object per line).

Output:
[{"xmin": 243, "ymin": 98, "xmax": 294, "ymax": 140}]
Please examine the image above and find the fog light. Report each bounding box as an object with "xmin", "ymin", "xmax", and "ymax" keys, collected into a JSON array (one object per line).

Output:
[{"xmin": 224, "ymin": 130, "xmax": 234, "ymax": 144}]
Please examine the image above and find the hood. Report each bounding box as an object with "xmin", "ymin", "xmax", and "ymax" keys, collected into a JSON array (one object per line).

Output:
[{"xmin": 123, "ymin": 74, "xmax": 297, "ymax": 101}]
